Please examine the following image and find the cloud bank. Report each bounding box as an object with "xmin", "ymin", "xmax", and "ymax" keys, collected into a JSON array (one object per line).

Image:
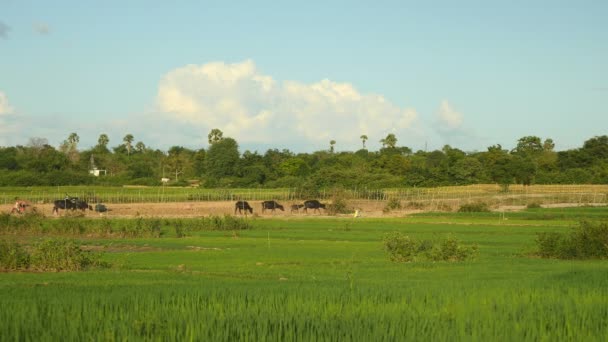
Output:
[{"xmin": 157, "ymin": 60, "xmax": 419, "ymax": 149}]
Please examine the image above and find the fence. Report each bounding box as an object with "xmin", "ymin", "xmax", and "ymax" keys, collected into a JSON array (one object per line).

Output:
[{"xmin": 1, "ymin": 185, "xmax": 607, "ymax": 206}]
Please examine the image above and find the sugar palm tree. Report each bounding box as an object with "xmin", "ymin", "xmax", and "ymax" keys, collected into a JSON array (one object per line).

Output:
[
  {"xmin": 123, "ymin": 134, "xmax": 134, "ymax": 155},
  {"xmin": 380, "ymin": 133, "xmax": 397, "ymax": 148},
  {"xmin": 208, "ymin": 128, "xmax": 224, "ymax": 144},
  {"xmin": 360, "ymin": 134, "xmax": 368, "ymax": 149}
]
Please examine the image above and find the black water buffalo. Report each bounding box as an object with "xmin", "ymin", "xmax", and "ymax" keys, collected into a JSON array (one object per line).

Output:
[
  {"xmin": 52, "ymin": 198, "xmax": 92, "ymax": 215},
  {"xmin": 234, "ymin": 201, "xmax": 253, "ymax": 215},
  {"xmin": 261, "ymin": 200, "xmax": 284, "ymax": 213},
  {"xmin": 290, "ymin": 204, "xmax": 304, "ymax": 213},
  {"xmin": 303, "ymin": 200, "xmax": 326, "ymax": 214}
]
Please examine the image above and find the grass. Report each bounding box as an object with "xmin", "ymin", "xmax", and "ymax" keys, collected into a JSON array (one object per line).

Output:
[{"xmin": 1, "ymin": 207, "xmax": 607, "ymax": 340}]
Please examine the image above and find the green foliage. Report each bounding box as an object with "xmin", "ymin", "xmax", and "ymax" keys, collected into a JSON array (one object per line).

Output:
[
  {"xmin": 536, "ymin": 221, "xmax": 608, "ymax": 259},
  {"xmin": 30, "ymin": 239, "xmax": 106, "ymax": 271},
  {"xmin": 383, "ymin": 232, "xmax": 478, "ymax": 262},
  {"xmin": 526, "ymin": 202, "xmax": 542, "ymax": 209},
  {"xmin": 326, "ymin": 189, "xmax": 351, "ymax": 215},
  {"xmin": 458, "ymin": 202, "xmax": 490, "ymax": 212},
  {"xmin": 383, "ymin": 198, "xmax": 402, "ymax": 213},
  {"xmin": 1, "ymin": 239, "xmax": 107, "ymax": 271},
  {"xmin": 0, "ymin": 239, "xmax": 30, "ymax": 270}
]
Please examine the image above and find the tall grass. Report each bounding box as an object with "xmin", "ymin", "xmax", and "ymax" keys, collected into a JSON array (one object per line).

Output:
[{"xmin": 0, "ymin": 213, "xmax": 252, "ymax": 237}]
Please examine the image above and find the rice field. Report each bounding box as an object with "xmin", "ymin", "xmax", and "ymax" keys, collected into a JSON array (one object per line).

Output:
[{"xmin": 1, "ymin": 207, "xmax": 607, "ymax": 340}]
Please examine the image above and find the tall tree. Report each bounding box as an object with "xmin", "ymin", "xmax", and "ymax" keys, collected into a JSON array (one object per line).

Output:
[
  {"xmin": 123, "ymin": 134, "xmax": 134, "ymax": 155},
  {"xmin": 205, "ymin": 137, "xmax": 239, "ymax": 179},
  {"xmin": 135, "ymin": 141, "xmax": 146, "ymax": 153},
  {"xmin": 380, "ymin": 133, "xmax": 397, "ymax": 148},
  {"xmin": 329, "ymin": 140, "xmax": 336, "ymax": 153},
  {"xmin": 97, "ymin": 134, "xmax": 109, "ymax": 148},
  {"xmin": 60, "ymin": 132, "xmax": 80, "ymax": 164},
  {"xmin": 360, "ymin": 135, "xmax": 368, "ymax": 149},
  {"xmin": 208, "ymin": 128, "xmax": 224, "ymax": 144}
]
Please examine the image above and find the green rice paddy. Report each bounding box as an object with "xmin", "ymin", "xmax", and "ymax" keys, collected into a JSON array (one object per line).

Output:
[{"xmin": 1, "ymin": 207, "xmax": 607, "ymax": 341}]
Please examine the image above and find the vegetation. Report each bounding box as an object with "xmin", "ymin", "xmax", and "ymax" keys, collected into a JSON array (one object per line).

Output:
[
  {"xmin": 0, "ymin": 213, "xmax": 252, "ymax": 237},
  {"xmin": 383, "ymin": 231, "xmax": 478, "ymax": 262},
  {"xmin": 2, "ymin": 132, "xmax": 608, "ymax": 188},
  {"xmin": 1, "ymin": 208, "xmax": 608, "ymax": 339},
  {"xmin": 0, "ymin": 238, "xmax": 107, "ymax": 271},
  {"xmin": 458, "ymin": 202, "xmax": 491, "ymax": 212},
  {"xmin": 536, "ymin": 220, "xmax": 608, "ymax": 259}
]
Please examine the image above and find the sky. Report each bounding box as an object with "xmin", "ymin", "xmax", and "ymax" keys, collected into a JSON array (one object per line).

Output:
[{"xmin": 1, "ymin": 0, "xmax": 607, "ymax": 153}]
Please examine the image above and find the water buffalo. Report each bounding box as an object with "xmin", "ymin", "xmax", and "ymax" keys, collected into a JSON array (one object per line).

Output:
[
  {"xmin": 261, "ymin": 200, "xmax": 284, "ymax": 213},
  {"xmin": 303, "ymin": 200, "xmax": 326, "ymax": 214},
  {"xmin": 52, "ymin": 198, "xmax": 92, "ymax": 215},
  {"xmin": 290, "ymin": 204, "xmax": 304, "ymax": 213},
  {"xmin": 234, "ymin": 201, "xmax": 253, "ymax": 215}
]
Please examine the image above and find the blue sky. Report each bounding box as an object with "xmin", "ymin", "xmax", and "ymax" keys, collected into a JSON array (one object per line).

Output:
[{"xmin": 1, "ymin": 0, "xmax": 607, "ymax": 153}]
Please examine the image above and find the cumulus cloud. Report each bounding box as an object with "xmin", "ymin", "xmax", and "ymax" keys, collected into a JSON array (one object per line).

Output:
[
  {"xmin": 0, "ymin": 21, "xmax": 9, "ymax": 39},
  {"xmin": 157, "ymin": 60, "xmax": 419, "ymax": 149},
  {"xmin": 33, "ymin": 22, "xmax": 51, "ymax": 35},
  {"xmin": 0, "ymin": 91, "xmax": 13, "ymax": 115},
  {"xmin": 437, "ymin": 100, "xmax": 463, "ymax": 130}
]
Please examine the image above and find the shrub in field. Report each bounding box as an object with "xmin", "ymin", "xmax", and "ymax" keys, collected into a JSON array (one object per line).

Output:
[
  {"xmin": 526, "ymin": 202, "xmax": 542, "ymax": 209},
  {"xmin": 383, "ymin": 232, "xmax": 477, "ymax": 263},
  {"xmin": 536, "ymin": 221, "xmax": 608, "ymax": 259},
  {"xmin": 0, "ymin": 212, "xmax": 46, "ymax": 234},
  {"xmin": 405, "ymin": 201, "xmax": 426, "ymax": 210},
  {"xmin": 327, "ymin": 189, "xmax": 352, "ymax": 215},
  {"xmin": 458, "ymin": 202, "xmax": 490, "ymax": 212},
  {"xmin": 383, "ymin": 198, "xmax": 402, "ymax": 213},
  {"xmin": 30, "ymin": 239, "xmax": 107, "ymax": 271},
  {"xmin": 427, "ymin": 235, "xmax": 479, "ymax": 262},
  {"xmin": 0, "ymin": 239, "xmax": 30, "ymax": 270}
]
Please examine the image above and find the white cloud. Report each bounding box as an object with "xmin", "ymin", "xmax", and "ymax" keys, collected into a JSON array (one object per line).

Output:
[
  {"xmin": 0, "ymin": 91, "xmax": 14, "ymax": 115},
  {"xmin": 157, "ymin": 60, "xmax": 419, "ymax": 149},
  {"xmin": 437, "ymin": 100, "xmax": 463, "ymax": 130},
  {"xmin": 33, "ymin": 22, "xmax": 51, "ymax": 35}
]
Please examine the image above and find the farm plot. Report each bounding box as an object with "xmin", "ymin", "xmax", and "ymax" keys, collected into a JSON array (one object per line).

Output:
[{"xmin": 1, "ymin": 208, "xmax": 607, "ymax": 340}]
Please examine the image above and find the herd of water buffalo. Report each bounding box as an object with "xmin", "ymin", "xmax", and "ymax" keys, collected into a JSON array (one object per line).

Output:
[
  {"xmin": 234, "ymin": 200, "xmax": 326, "ymax": 215},
  {"xmin": 47, "ymin": 196, "xmax": 326, "ymax": 216}
]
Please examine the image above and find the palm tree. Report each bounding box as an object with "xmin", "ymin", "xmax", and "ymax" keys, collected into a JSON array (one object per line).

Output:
[
  {"xmin": 330, "ymin": 140, "xmax": 336, "ymax": 153},
  {"xmin": 208, "ymin": 128, "xmax": 224, "ymax": 144},
  {"xmin": 360, "ymin": 135, "xmax": 368, "ymax": 149},
  {"xmin": 97, "ymin": 134, "xmax": 109, "ymax": 147},
  {"xmin": 67, "ymin": 132, "xmax": 79, "ymax": 148},
  {"xmin": 135, "ymin": 141, "xmax": 146, "ymax": 153},
  {"xmin": 380, "ymin": 133, "xmax": 397, "ymax": 148},
  {"xmin": 123, "ymin": 134, "xmax": 134, "ymax": 155}
]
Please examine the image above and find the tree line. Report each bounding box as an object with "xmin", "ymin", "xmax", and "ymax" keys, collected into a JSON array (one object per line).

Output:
[{"xmin": 0, "ymin": 131, "xmax": 607, "ymax": 188}]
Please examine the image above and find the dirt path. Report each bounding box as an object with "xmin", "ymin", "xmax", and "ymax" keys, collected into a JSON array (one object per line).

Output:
[{"xmin": 1, "ymin": 200, "xmax": 604, "ymax": 219}]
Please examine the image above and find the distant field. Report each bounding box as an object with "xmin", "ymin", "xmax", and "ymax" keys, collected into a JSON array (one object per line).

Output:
[
  {"xmin": 1, "ymin": 184, "xmax": 607, "ymax": 205},
  {"xmin": 1, "ymin": 207, "xmax": 607, "ymax": 340}
]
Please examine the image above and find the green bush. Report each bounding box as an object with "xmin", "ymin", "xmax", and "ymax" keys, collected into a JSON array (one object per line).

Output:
[
  {"xmin": 526, "ymin": 202, "xmax": 542, "ymax": 209},
  {"xmin": 383, "ymin": 198, "xmax": 402, "ymax": 213},
  {"xmin": 0, "ymin": 239, "xmax": 30, "ymax": 270},
  {"xmin": 383, "ymin": 232, "xmax": 477, "ymax": 263},
  {"xmin": 536, "ymin": 221, "xmax": 608, "ymax": 259},
  {"xmin": 30, "ymin": 239, "xmax": 107, "ymax": 271},
  {"xmin": 327, "ymin": 189, "xmax": 351, "ymax": 215},
  {"xmin": 458, "ymin": 202, "xmax": 490, "ymax": 213}
]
